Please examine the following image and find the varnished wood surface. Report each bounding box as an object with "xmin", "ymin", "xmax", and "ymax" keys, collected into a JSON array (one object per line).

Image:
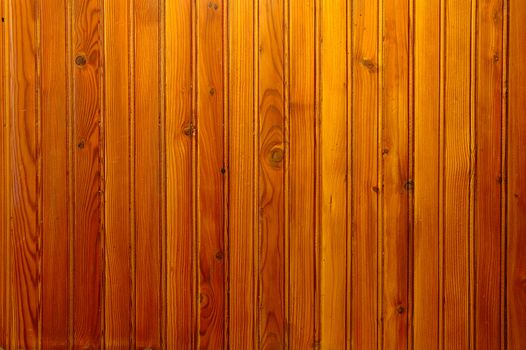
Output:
[{"xmin": 0, "ymin": 0, "xmax": 524, "ymax": 349}]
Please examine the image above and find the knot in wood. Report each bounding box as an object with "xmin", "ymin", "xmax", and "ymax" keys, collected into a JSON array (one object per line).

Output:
[
  {"xmin": 75, "ymin": 55, "xmax": 87, "ymax": 66},
  {"xmin": 270, "ymin": 147, "xmax": 284, "ymax": 165}
]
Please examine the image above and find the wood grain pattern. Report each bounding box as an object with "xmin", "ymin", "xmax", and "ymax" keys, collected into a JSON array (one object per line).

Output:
[
  {"xmin": 351, "ymin": 0, "xmax": 379, "ymax": 347},
  {"xmin": 443, "ymin": 0, "xmax": 472, "ymax": 347},
  {"xmin": 41, "ymin": 0, "xmax": 69, "ymax": 347},
  {"xmin": 196, "ymin": 0, "xmax": 226, "ymax": 348},
  {"xmin": 0, "ymin": 0, "xmax": 8, "ymax": 345},
  {"xmin": 228, "ymin": 0, "xmax": 256, "ymax": 348},
  {"xmin": 382, "ymin": 0, "xmax": 410, "ymax": 347},
  {"xmin": 134, "ymin": 0, "xmax": 162, "ymax": 347},
  {"xmin": 72, "ymin": 0, "xmax": 102, "ymax": 347},
  {"xmin": 413, "ymin": 0, "xmax": 441, "ymax": 348},
  {"xmin": 474, "ymin": 0, "xmax": 504, "ymax": 347},
  {"xmin": 289, "ymin": 0, "xmax": 316, "ymax": 348},
  {"xmin": 103, "ymin": 0, "xmax": 131, "ymax": 347},
  {"xmin": 0, "ymin": 0, "xmax": 524, "ymax": 348},
  {"xmin": 257, "ymin": 0, "xmax": 286, "ymax": 347},
  {"xmin": 9, "ymin": 0, "xmax": 40, "ymax": 347},
  {"xmin": 507, "ymin": 0, "xmax": 526, "ymax": 347},
  {"xmin": 319, "ymin": 0, "xmax": 347, "ymax": 346},
  {"xmin": 165, "ymin": 0, "xmax": 194, "ymax": 348}
]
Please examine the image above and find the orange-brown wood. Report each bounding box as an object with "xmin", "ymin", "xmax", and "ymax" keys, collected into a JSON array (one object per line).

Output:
[
  {"xmin": 165, "ymin": 0, "xmax": 195, "ymax": 348},
  {"xmin": 9, "ymin": 0, "xmax": 40, "ymax": 347},
  {"xmin": 228, "ymin": 0, "xmax": 256, "ymax": 348},
  {"xmin": 443, "ymin": 0, "xmax": 472, "ymax": 347},
  {"xmin": 41, "ymin": 0, "xmax": 69, "ymax": 347},
  {"xmin": 507, "ymin": 0, "xmax": 526, "ymax": 347},
  {"xmin": 413, "ymin": 0, "xmax": 441, "ymax": 348},
  {"xmin": 72, "ymin": 0, "xmax": 102, "ymax": 347},
  {"xmin": 318, "ymin": 0, "xmax": 348, "ymax": 347},
  {"xmin": 351, "ymin": 0, "xmax": 380, "ymax": 347},
  {"xmin": 134, "ymin": 0, "xmax": 162, "ymax": 347},
  {"xmin": 257, "ymin": 0, "xmax": 286, "ymax": 347},
  {"xmin": 474, "ymin": 0, "xmax": 505, "ymax": 348},
  {"xmin": 103, "ymin": 0, "xmax": 132, "ymax": 347},
  {"xmin": 319, "ymin": 0, "xmax": 348, "ymax": 347},
  {"xmin": 289, "ymin": 0, "xmax": 316, "ymax": 348},
  {"xmin": 196, "ymin": 0, "xmax": 226, "ymax": 348},
  {"xmin": 382, "ymin": 0, "xmax": 410, "ymax": 347},
  {"xmin": 0, "ymin": 0, "xmax": 8, "ymax": 345},
  {"xmin": 0, "ymin": 1, "xmax": 524, "ymax": 348}
]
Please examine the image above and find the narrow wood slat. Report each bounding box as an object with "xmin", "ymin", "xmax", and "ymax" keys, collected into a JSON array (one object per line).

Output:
[
  {"xmin": 103, "ymin": 0, "xmax": 132, "ymax": 347},
  {"xmin": 72, "ymin": 0, "xmax": 102, "ymax": 347},
  {"xmin": 289, "ymin": 0, "xmax": 316, "ymax": 348},
  {"xmin": 474, "ymin": 0, "xmax": 504, "ymax": 348},
  {"xmin": 351, "ymin": 0, "xmax": 379, "ymax": 347},
  {"xmin": 507, "ymin": 0, "xmax": 526, "ymax": 347},
  {"xmin": 165, "ymin": 0, "xmax": 194, "ymax": 347},
  {"xmin": 9, "ymin": 0, "xmax": 40, "ymax": 347},
  {"xmin": 228, "ymin": 0, "xmax": 256, "ymax": 347},
  {"xmin": 0, "ymin": 0, "xmax": 8, "ymax": 345},
  {"xmin": 382, "ymin": 0, "xmax": 410, "ymax": 346},
  {"xmin": 413, "ymin": 0, "xmax": 441, "ymax": 347},
  {"xmin": 41, "ymin": 0, "xmax": 69, "ymax": 347},
  {"xmin": 319, "ymin": 0, "xmax": 347, "ymax": 346},
  {"xmin": 257, "ymin": 0, "xmax": 286, "ymax": 347},
  {"xmin": 443, "ymin": 0, "xmax": 472, "ymax": 347},
  {"xmin": 134, "ymin": 0, "xmax": 162, "ymax": 347},
  {"xmin": 196, "ymin": 0, "xmax": 226, "ymax": 348}
]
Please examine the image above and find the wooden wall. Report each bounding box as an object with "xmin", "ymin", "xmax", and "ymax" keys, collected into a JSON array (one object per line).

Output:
[{"xmin": 0, "ymin": 0, "xmax": 524, "ymax": 349}]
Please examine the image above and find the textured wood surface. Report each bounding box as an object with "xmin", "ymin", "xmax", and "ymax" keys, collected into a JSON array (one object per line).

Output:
[
  {"xmin": 474, "ymin": 0, "xmax": 505, "ymax": 348},
  {"xmin": 413, "ymin": 0, "xmax": 441, "ymax": 347},
  {"xmin": 257, "ymin": 0, "xmax": 286, "ymax": 348},
  {"xmin": 227, "ymin": 0, "xmax": 256, "ymax": 348},
  {"xmin": 508, "ymin": 0, "xmax": 526, "ymax": 348},
  {"xmin": 196, "ymin": 0, "xmax": 226, "ymax": 348},
  {"xmin": 72, "ymin": 0, "xmax": 102, "ymax": 347},
  {"xmin": 41, "ymin": 0, "xmax": 69, "ymax": 347},
  {"xmin": 166, "ymin": 0, "xmax": 194, "ymax": 347},
  {"xmin": 134, "ymin": 0, "xmax": 162, "ymax": 347},
  {"xmin": 319, "ymin": 0, "xmax": 348, "ymax": 346},
  {"xmin": 382, "ymin": 0, "xmax": 410, "ymax": 347},
  {"xmin": 0, "ymin": 0, "xmax": 524, "ymax": 349},
  {"xmin": 103, "ymin": 0, "xmax": 131, "ymax": 347},
  {"xmin": 351, "ymin": 0, "xmax": 379, "ymax": 347},
  {"xmin": 10, "ymin": 0, "xmax": 39, "ymax": 347},
  {"xmin": 289, "ymin": 0, "xmax": 316, "ymax": 348}
]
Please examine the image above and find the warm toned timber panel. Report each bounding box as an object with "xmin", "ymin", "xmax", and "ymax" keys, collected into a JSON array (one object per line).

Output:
[
  {"xmin": 41, "ymin": 0, "xmax": 69, "ymax": 347},
  {"xmin": 103, "ymin": 0, "xmax": 132, "ymax": 347},
  {"xmin": 0, "ymin": 0, "xmax": 522, "ymax": 348}
]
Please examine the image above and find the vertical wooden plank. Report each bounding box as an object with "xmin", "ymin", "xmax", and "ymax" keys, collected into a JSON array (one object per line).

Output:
[
  {"xmin": 72, "ymin": 0, "xmax": 102, "ymax": 347},
  {"xmin": 0, "ymin": 0, "xmax": 7, "ymax": 345},
  {"xmin": 228, "ymin": 0, "xmax": 256, "ymax": 347},
  {"xmin": 351, "ymin": 0, "xmax": 379, "ymax": 346},
  {"xmin": 507, "ymin": 0, "xmax": 526, "ymax": 347},
  {"xmin": 103, "ymin": 0, "xmax": 131, "ymax": 347},
  {"xmin": 289, "ymin": 0, "xmax": 316, "ymax": 348},
  {"xmin": 41, "ymin": 0, "xmax": 69, "ymax": 346},
  {"xmin": 258, "ymin": 0, "xmax": 286, "ymax": 346},
  {"xmin": 196, "ymin": 0, "xmax": 225, "ymax": 347},
  {"xmin": 443, "ymin": 0, "xmax": 472, "ymax": 347},
  {"xmin": 319, "ymin": 0, "xmax": 347, "ymax": 346},
  {"xmin": 134, "ymin": 0, "xmax": 162, "ymax": 347},
  {"xmin": 382, "ymin": 0, "xmax": 410, "ymax": 347},
  {"xmin": 9, "ymin": 0, "xmax": 40, "ymax": 347},
  {"xmin": 413, "ymin": 0, "xmax": 441, "ymax": 347},
  {"xmin": 474, "ymin": 0, "xmax": 504, "ymax": 348},
  {"xmin": 165, "ymin": 0, "xmax": 194, "ymax": 347}
]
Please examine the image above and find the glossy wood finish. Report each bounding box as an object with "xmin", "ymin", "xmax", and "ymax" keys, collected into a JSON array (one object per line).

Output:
[{"xmin": 0, "ymin": 0, "xmax": 524, "ymax": 349}]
